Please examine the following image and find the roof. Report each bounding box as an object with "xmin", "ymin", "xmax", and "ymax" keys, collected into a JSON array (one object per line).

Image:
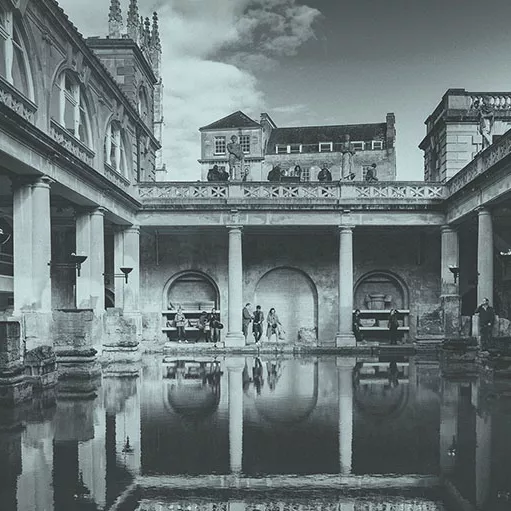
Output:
[
  {"xmin": 266, "ymin": 123, "xmax": 387, "ymax": 151},
  {"xmin": 200, "ymin": 111, "xmax": 261, "ymax": 131}
]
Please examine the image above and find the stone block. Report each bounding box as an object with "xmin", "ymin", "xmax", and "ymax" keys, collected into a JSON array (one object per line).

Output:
[
  {"xmin": 0, "ymin": 366, "xmax": 32, "ymax": 407},
  {"xmin": 0, "ymin": 321, "xmax": 21, "ymax": 372},
  {"xmin": 53, "ymin": 309, "xmax": 94, "ymax": 351},
  {"xmin": 441, "ymin": 295, "xmax": 461, "ymax": 338},
  {"xmin": 24, "ymin": 345, "xmax": 58, "ymax": 390}
]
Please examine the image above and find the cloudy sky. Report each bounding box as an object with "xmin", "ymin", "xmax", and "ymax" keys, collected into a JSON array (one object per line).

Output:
[{"xmin": 58, "ymin": 0, "xmax": 511, "ymax": 181}]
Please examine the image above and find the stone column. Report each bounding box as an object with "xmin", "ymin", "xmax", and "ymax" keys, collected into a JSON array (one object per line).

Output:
[
  {"xmin": 30, "ymin": 177, "xmax": 52, "ymax": 312},
  {"xmin": 477, "ymin": 208, "xmax": 493, "ymax": 305},
  {"xmin": 337, "ymin": 357, "xmax": 354, "ymax": 475},
  {"xmin": 226, "ymin": 226, "xmax": 244, "ymax": 347},
  {"xmin": 76, "ymin": 207, "xmax": 106, "ymax": 311},
  {"xmin": 12, "ymin": 178, "xmax": 33, "ymax": 312},
  {"xmin": 227, "ymin": 357, "xmax": 244, "ymax": 474},
  {"xmin": 336, "ymin": 226, "xmax": 356, "ymax": 346},
  {"xmin": 441, "ymin": 225, "xmax": 461, "ymax": 337},
  {"xmin": 122, "ymin": 226, "xmax": 140, "ymax": 314}
]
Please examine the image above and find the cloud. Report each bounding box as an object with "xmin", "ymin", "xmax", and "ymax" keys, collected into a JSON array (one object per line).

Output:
[{"xmin": 55, "ymin": 0, "xmax": 321, "ymax": 180}]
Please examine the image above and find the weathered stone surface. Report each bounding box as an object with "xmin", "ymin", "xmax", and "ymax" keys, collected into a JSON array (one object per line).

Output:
[
  {"xmin": 297, "ymin": 327, "xmax": 317, "ymax": 344},
  {"xmin": 53, "ymin": 309, "xmax": 94, "ymax": 352},
  {"xmin": 24, "ymin": 345, "xmax": 58, "ymax": 390}
]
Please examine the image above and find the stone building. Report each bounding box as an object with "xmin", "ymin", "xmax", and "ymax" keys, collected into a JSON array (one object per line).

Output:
[
  {"xmin": 1, "ymin": 0, "xmax": 511, "ymax": 354},
  {"xmin": 199, "ymin": 111, "xmax": 396, "ymax": 182}
]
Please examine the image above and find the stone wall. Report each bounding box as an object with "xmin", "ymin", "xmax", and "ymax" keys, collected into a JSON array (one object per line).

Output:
[{"xmin": 139, "ymin": 227, "xmax": 442, "ymax": 345}]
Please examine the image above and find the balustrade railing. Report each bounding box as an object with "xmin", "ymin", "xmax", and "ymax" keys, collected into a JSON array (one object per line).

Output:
[
  {"xmin": 49, "ymin": 119, "xmax": 95, "ymax": 167},
  {"xmin": 139, "ymin": 181, "xmax": 447, "ymax": 202},
  {"xmin": 469, "ymin": 94, "xmax": 511, "ymax": 110},
  {"xmin": 0, "ymin": 76, "xmax": 37, "ymax": 123},
  {"xmin": 447, "ymin": 128, "xmax": 511, "ymax": 195}
]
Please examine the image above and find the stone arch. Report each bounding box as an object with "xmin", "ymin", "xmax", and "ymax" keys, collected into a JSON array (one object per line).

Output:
[
  {"xmin": 354, "ymin": 270, "xmax": 409, "ymax": 310},
  {"xmin": 162, "ymin": 270, "xmax": 220, "ymax": 311},
  {"xmin": 254, "ymin": 267, "xmax": 318, "ymax": 343}
]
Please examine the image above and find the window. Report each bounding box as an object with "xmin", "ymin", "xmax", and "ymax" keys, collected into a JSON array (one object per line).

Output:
[
  {"xmin": 289, "ymin": 144, "xmax": 301, "ymax": 154},
  {"xmin": 51, "ymin": 71, "xmax": 92, "ymax": 147},
  {"xmin": 276, "ymin": 144, "xmax": 287, "ymax": 154},
  {"xmin": 372, "ymin": 140, "xmax": 383, "ymax": 150},
  {"xmin": 301, "ymin": 167, "xmax": 311, "ymax": 181},
  {"xmin": 0, "ymin": 5, "xmax": 33, "ymax": 99},
  {"xmin": 352, "ymin": 141, "xmax": 365, "ymax": 151},
  {"xmin": 214, "ymin": 136, "xmax": 226, "ymax": 154},
  {"xmin": 319, "ymin": 142, "xmax": 333, "ymax": 152},
  {"xmin": 240, "ymin": 134, "xmax": 250, "ymax": 154},
  {"xmin": 104, "ymin": 121, "xmax": 128, "ymax": 176}
]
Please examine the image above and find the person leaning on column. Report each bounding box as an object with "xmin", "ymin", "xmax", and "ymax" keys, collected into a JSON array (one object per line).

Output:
[{"xmin": 475, "ymin": 297, "xmax": 495, "ymax": 351}]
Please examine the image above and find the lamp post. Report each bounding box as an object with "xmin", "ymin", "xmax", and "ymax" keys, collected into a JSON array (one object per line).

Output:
[
  {"xmin": 103, "ymin": 266, "xmax": 133, "ymax": 284},
  {"xmin": 48, "ymin": 253, "xmax": 88, "ymax": 277},
  {"xmin": 449, "ymin": 265, "xmax": 460, "ymax": 284}
]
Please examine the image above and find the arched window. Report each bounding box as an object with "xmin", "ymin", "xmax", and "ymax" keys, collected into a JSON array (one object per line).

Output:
[
  {"xmin": 104, "ymin": 121, "xmax": 128, "ymax": 176},
  {"xmin": 51, "ymin": 71, "xmax": 92, "ymax": 147},
  {"xmin": 0, "ymin": 3, "xmax": 34, "ymax": 100}
]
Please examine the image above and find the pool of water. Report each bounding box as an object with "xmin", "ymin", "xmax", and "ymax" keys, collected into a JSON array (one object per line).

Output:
[{"xmin": 1, "ymin": 353, "xmax": 511, "ymax": 511}]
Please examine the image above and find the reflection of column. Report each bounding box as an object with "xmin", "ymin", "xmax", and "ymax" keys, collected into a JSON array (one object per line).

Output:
[
  {"xmin": 475, "ymin": 381, "xmax": 491, "ymax": 509},
  {"xmin": 227, "ymin": 357, "xmax": 244, "ymax": 473},
  {"xmin": 76, "ymin": 207, "xmax": 105, "ymax": 312},
  {"xmin": 17, "ymin": 421, "xmax": 54, "ymax": 511},
  {"xmin": 336, "ymin": 226, "xmax": 356, "ymax": 346},
  {"xmin": 439, "ymin": 380, "xmax": 458, "ymax": 477},
  {"xmin": 441, "ymin": 225, "xmax": 461, "ymax": 337},
  {"xmin": 0, "ymin": 421, "xmax": 22, "ymax": 510},
  {"xmin": 477, "ymin": 207, "xmax": 493, "ymax": 304},
  {"xmin": 53, "ymin": 441, "xmax": 80, "ymax": 510},
  {"xmin": 226, "ymin": 226, "xmax": 244, "ymax": 346},
  {"xmin": 337, "ymin": 357, "xmax": 355, "ymax": 475}
]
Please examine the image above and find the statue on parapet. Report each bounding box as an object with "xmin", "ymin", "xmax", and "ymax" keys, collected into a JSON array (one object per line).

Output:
[
  {"xmin": 227, "ymin": 135, "xmax": 244, "ymax": 180},
  {"xmin": 340, "ymin": 134, "xmax": 356, "ymax": 180},
  {"xmin": 474, "ymin": 97, "xmax": 495, "ymax": 150}
]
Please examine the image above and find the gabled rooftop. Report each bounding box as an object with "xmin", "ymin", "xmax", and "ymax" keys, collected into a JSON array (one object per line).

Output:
[{"xmin": 200, "ymin": 111, "xmax": 261, "ymax": 131}]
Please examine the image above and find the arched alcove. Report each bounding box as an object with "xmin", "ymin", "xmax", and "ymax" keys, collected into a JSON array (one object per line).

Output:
[
  {"xmin": 354, "ymin": 270, "xmax": 409, "ymax": 310},
  {"xmin": 163, "ymin": 271, "xmax": 220, "ymax": 311},
  {"xmin": 254, "ymin": 267, "xmax": 318, "ymax": 342}
]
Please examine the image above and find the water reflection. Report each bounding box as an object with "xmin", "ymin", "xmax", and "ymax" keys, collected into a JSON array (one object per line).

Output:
[{"xmin": 0, "ymin": 354, "xmax": 511, "ymax": 510}]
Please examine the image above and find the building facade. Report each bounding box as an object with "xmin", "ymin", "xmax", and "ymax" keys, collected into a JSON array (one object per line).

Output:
[
  {"xmin": 199, "ymin": 111, "xmax": 396, "ymax": 182},
  {"xmin": 1, "ymin": 0, "xmax": 511, "ymax": 353}
]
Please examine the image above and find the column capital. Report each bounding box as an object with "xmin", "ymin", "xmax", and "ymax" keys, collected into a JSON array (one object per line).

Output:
[
  {"xmin": 226, "ymin": 224, "xmax": 243, "ymax": 232},
  {"xmin": 475, "ymin": 206, "xmax": 491, "ymax": 216},
  {"xmin": 124, "ymin": 225, "xmax": 140, "ymax": 235},
  {"xmin": 338, "ymin": 225, "xmax": 355, "ymax": 233},
  {"xmin": 90, "ymin": 206, "xmax": 108, "ymax": 217},
  {"xmin": 441, "ymin": 224, "xmax": 457, "ymax": 234},
  {"xmin": 11, "ymin": 175, "xmax": 53, "ymax": 191}
]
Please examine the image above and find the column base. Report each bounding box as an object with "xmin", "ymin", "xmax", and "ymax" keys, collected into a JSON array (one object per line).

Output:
[
  {"xmin": 335, "ymin": 332, "xmax": 356, "ymax": 347},
  {"xmin": 225, "ymin": 332, "xmax": 245, "ymax": 348}
]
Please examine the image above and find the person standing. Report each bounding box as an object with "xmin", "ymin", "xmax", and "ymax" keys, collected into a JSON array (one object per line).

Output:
[
  {"xmin": 352, "ymin": 309, "xmax": 363, "ymax": 343},
  {"xmin": 317, "ymin": 165, "xmax": 332, "ymax": 182},
  {"xmin": 197, "ymin": 311, "xmax": 209, "ymax": 343},
  {"xmin": 475, "ymin": 298, "xmax": 495, "ymax": 350},
  {"xmin": 266, "ymin": 307, "xmax": 283, "ymax": 342},
  {"xmin": 208, "ymin": 307, "xmax": 222, "ymax": 344},
  {"xmin": 172, "ymin": 305, "xmax": 188, "ymax": 343},
  {"xmin": 242, "ymin": 303, "xmax": 254, "ymax": 343},
  {"xmin": 388, "ymin": 309, "xmax": 400, "ymax": 345},
  {"xmin": 252, "ymin": 305, "xmax": 265, "ymax": 343}
]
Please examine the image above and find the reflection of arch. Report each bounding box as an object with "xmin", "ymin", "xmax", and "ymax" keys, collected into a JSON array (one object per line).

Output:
[
  {"xmin": 254, "ymin": 361, "xmax": 319, "ymax": 426},
  {"xmin": 162, "ymin": 270, "xmax": 220, "ymax": 310},
  {"xmin": 163, "ymin": 381, "xmax": 220, "ymax": 422},
  {"xmin": 354, "ymin": 270, "xmax": 409, "ymax": 310},
  {"xmin": 255, "ymin": 267, "xmax": 318, "ymax": 342}
]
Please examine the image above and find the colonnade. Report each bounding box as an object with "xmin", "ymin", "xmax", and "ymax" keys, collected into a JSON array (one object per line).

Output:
[{"xmin": 10, "ymin": 176, "xmax": 140, "ymax": 349}]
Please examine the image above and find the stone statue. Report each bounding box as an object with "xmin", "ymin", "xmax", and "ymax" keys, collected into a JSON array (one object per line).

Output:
[
  {"xmin": 340, "ymin": 134, "xmax": 355, "ymax": 180},
  {"xmin": 475, "ymin": 97, "xmax": 495, "ymax": 150},
  {"xmin": 227, "ymin": 135, "xmax": 244, "ymax": 180}
]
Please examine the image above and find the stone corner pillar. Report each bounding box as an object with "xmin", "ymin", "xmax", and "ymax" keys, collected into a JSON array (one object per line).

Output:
[
  {"xmin": 225, "ymin": 225, "xmax": 245, "ymax": 347},
  {"xmin": 336, "ymin": 226, "xmax": 356, "ymax": 347},
  {"xmin": 476, "ymin": 207, "xmax": 493, "ymax": 306},
  {"xmin": 441, "ymin": 225, "xmax": 461, "ymax": 338}
]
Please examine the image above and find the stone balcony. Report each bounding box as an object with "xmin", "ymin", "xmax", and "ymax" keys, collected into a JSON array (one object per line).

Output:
[
  {"xmin": 139, "ymin": 181, "xmax": 447, "ymax": 209},
  {"xmin": 0, "ymin": 75, "xmax": 37, "ymax": 124}
]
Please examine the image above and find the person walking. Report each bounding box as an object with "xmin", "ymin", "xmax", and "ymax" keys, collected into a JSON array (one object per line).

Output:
[
  {"xmin": 266, "ymin": 307, "xmax": 283, "ymax": 342},
  {"xmin": 388, "ymin": 309, "xmax": 400, "ymax": 345},
  {"xmin": 242, "ymin": 303, "xmax": 254, "ymax": 343},
  {"xmin": 475, "ymin": 298, "xmax": 495, "ymax": 351},
  {"xmin": 252, "ymin": 305, "xmax": 264, "ymax": 343}
]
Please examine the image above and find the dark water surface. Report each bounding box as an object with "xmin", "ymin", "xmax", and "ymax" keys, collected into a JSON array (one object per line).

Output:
[{"xmin": 1, "ymin": 353, "xmax": 511, "ymax": 510}]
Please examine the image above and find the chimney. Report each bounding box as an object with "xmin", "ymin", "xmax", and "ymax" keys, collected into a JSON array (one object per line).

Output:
[{"xmin": 386, "ymin": 112, "xmax": 396, "ymax": 150}]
